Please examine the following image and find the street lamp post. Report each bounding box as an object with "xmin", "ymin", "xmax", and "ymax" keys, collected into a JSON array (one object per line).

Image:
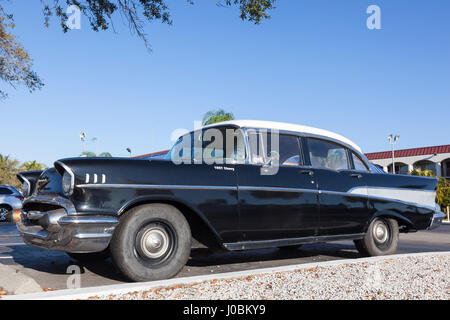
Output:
[
  {"xmin": 80, "ymin": 132, "xmax": 86, "ymax": 154},
  {"xmin": 388, "ymin": 134, "xmax": 400, "ymax": 174}
]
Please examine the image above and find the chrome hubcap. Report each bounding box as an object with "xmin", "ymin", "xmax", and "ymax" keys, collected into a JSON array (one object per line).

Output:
[
  {"xmin": 373, "ymin": 221, "xmax": 389, "ymax": 244},
  {"xmin": 140, "ymin": 227, "xmax": 170, "ymax": 259}
]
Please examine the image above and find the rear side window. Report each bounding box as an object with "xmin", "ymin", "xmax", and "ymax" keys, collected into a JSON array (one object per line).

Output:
[
  {"xmin": 352, "ymin": 152, "xmax": 369, "ymax": 171},
  {"xmin": 278, "ymin": 135, "xmax": 302, "ymax": 166},
  {"xmin": 0, "ymin": 187, "xmax": 13, "ymax": 195},
  {"xmin": 307, "ymin": 138, "xmax": 349, "ymax": 170},
  {"xmin": 248, "ymin": 132, "xmax": 302, "ymax": 166}
]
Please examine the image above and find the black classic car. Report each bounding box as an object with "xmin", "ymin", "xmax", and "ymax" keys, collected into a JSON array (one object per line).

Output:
[{"xmin": 15, "ymin": 120, "xmax": 445, "ymax": 282}]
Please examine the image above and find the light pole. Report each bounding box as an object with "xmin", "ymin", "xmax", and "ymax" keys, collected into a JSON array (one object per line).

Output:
[
  {"xmin": 126, "ymin": 147, "xmax": 132, "ymax": 157},
  {"xmin": 80, "ymin": 132, "xmax": 86, "ymax": 154},
  {"xmin": 388, "ymin": 134, "xmax": 400, "ymax": 174}
]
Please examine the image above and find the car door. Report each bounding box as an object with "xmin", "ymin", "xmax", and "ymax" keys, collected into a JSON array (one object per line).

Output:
[
  {"xmin": 237, "ymin": 131, "xmax": 320, "ymax": 242},
  {"xmin": 169, "ymin": 126, "xmax": 243, "ymax": 243},
  {"xmin": 305, "ymin": 137, "xmax": 370, "ymax": 236}
]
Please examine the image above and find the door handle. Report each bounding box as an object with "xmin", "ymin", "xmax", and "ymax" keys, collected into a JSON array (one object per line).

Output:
[
  {"xmin": 350, "ymin": 173, "xmax": 363, "ymax": 179},
  {"xmin": 299, "ymin": 170, "xmax": 314, "ymax": 176}
]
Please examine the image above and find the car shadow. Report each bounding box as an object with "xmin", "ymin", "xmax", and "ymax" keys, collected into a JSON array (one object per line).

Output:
[
  {"xmin": 0, "ymin": 244, "xmax": 128, "ymax": 282},
  {"xmin": 187, "ymin": 242, "xmax": 361, "ymax": 267},
  {"xmin": 0, "ymin": 241, "xmax": 361, "ymax": 284}
]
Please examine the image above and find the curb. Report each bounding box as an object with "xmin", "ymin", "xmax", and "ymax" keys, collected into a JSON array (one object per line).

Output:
[
  {"xmin": 0, "ymin": 264, "xmax": 42, "ymax": 295},
  {"xmin": 4, "ymin": 251, "xmax": 450, "ymax": 300}
]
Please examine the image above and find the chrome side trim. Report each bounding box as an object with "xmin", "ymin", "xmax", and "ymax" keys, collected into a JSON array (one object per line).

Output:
[
  {"xmin": 77, "ymin": 184, "xmax": 237, "ymax": 191},
  {"xmin": 239, "ymin": 186, "xmax": 318, "ymax": 194},
  {"xmin": 75, "ymin": 183, "xmax": 435, "ymax": 212},
  {"xmin": 319, "ymin": 190, "xmax": 368, "ymax": 198}
]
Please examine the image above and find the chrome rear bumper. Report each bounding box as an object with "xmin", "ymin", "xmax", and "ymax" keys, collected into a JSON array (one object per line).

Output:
[
  {"xmin": 17, "ymin": 208, "xmax": 118, "ymax": 253},
  {"xmin": 428, "ymin": 212, "xmax": 446, "ymax": 230}
]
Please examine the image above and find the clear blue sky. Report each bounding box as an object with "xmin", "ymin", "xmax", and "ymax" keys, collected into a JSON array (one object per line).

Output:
[{"xmin": 1, "ymin": 0, "xmax": 449, "ymax": 166}]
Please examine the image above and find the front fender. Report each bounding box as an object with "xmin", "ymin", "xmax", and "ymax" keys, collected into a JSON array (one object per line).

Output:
[{"xmin": 117, "ymin": 194, "xmax": 224, "ymax": 244}]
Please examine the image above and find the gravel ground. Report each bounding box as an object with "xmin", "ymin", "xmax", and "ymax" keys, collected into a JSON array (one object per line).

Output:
[{"xmin": 91, "ymin": 254, "xmax": 450, "ymax": 300}]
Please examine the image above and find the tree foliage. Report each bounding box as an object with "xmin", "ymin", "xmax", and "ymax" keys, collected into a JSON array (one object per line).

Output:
[
  {"xmin": 80, "ymin": 151, "xmax": 113, "ymax": 157},
  {"xmin": 41, "ymin": 0, "xmax": 276, "ymax": 51},
  {"xmin": 0, "ymin": 0, "xmax": 275, "ymax": 97},
  {"xmin": 0, "ymin": 8, "xmax": 44, "ymax": 99},
  {"xmin": 19, "ymin": 160, "xmax": 47, "ymax": 172},
  {"xmin": 0, "ymin": 154, "xmax": 20, "ymax": 188},
  {"xmin": 202, "ymin": 108, "xmax": 235, "ymax": 126},
  {"xmin": 409, "ymin": 168, "xmax": 450, "ymax": 210},
  {"xmin": 0, "ymin": 155, "xmax": 46, "ymax": 189}
]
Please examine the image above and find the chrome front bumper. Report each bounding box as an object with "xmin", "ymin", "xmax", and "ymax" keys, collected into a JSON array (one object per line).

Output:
[
  {"xmin": 428, "ymin": 212, "xmax": 446, "ymax": 230},
  {"xmin": 17, "ymin": 208, "xmax": 118, "ymax": 253}
]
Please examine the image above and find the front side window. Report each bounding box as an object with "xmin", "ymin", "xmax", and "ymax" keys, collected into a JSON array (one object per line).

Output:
[
  {"xmin": 307, "ymin": 138, "xmax": 349, "ymax": 170},
  {"xmin": 352, "ymin": 152, "xmax": 369, "ymax": 171}
]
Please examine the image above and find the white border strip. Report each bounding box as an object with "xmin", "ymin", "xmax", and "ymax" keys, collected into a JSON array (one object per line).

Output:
[{"xmin": 4, "ymin": 251, "xmax": 449, "ymax": 300}]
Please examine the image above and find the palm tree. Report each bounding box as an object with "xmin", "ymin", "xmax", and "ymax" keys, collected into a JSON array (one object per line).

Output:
[
  {"xmin": 20, "ymin": 160, "xmax": 47, "ymax": 171},
  {"xmin": 202, "ymin": 109, "xmax": 235, "ymax": 126}
]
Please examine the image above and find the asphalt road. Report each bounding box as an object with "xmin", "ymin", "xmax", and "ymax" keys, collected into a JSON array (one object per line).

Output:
[{"xmin": 0, "ymin": 222, "xmax": 449, "ymax": 291}]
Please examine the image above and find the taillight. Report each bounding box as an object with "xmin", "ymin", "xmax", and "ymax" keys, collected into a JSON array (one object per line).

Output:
[{"xmin": 15, "ymin": 196, "xmax": 24, "ymax": 201}]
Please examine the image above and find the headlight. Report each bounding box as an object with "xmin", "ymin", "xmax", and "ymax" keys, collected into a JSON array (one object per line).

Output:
[{"xmin": 62, "ymin": 171, "xmax": 74, "ymax": 195}]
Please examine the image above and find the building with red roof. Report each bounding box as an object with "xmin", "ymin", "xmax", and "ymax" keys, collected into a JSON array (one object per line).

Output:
[{"xmin": 365, "ymin": 144, "xmax": 450, "ymax": 177}]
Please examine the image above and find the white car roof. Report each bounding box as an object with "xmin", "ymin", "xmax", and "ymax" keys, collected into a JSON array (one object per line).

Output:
[{"xmin": 202, "ymin": 120, "xmax": 363, "ymax": 153}]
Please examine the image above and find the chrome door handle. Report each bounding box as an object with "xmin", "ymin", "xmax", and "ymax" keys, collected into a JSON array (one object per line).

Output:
[
  {"xmin": 350, "ymin": 173, "xmax": 362, "ymax": 179},
  {"xmin": 300, "ymin": 170, "xmax": 314, "ymax": 176}
]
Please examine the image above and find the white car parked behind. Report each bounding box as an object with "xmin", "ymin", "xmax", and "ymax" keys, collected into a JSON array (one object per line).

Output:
[{"xmin": 0, "ymin": 185, "xmax": 23, "ymax": 222}]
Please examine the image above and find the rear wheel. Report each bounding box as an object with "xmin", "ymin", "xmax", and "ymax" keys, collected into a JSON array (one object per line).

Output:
[
  {"xmin": 354, "ymin": 217, "xmax": 399, "ymax": 257},
  {"xmin": 110, "ymin": 204, "xmax": 191, "ymax": 282},
  {"xmin": 67, "ymin": 248, "xmax": 110, "ymax": 262}
]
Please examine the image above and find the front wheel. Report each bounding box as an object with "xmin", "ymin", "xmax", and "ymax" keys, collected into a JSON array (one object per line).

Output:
[
  {"xmin": 110, "ymin": 204, "xmax": 191, "ymax": 282},
  {"xmin": 354, "ymin": 217, "xmax": 399, "ymax": 257}
]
